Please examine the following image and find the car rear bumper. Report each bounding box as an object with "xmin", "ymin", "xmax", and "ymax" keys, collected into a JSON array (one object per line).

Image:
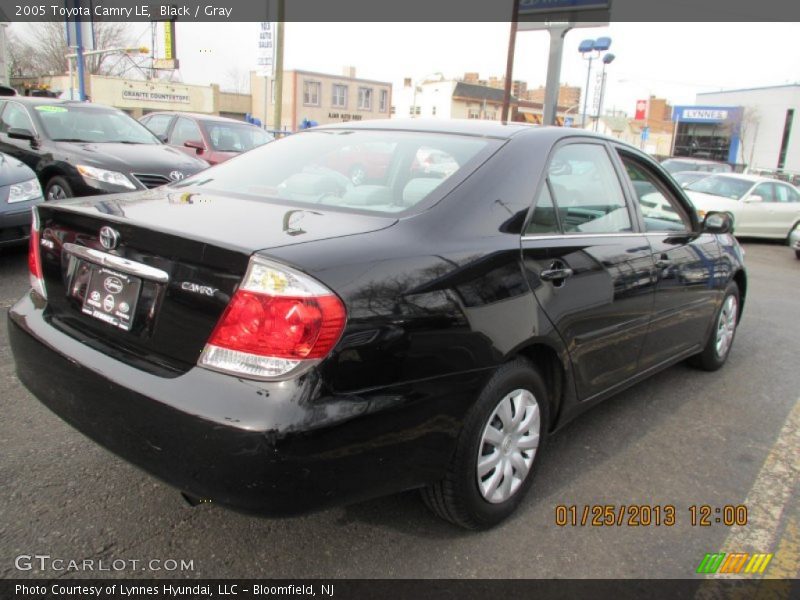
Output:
[{"xmin": 8, "ymin": 292, "xmax": 482, "ymax": 515}]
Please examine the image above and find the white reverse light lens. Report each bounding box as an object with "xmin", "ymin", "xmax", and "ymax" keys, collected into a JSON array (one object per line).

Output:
[
  {"xmin": 199, "ymin": 346, "xmax": 303, "ymax": 379},
  {"xmin": 241, "ymin": 257, "xmax": 332, "ymax": 297},
  {"xmin": 8, "ymin": 178, "xmax": 43, "ymax": 203},
  {"xmin": 77, "ymin": 164, "xmax": 136, "ymax": 190}
]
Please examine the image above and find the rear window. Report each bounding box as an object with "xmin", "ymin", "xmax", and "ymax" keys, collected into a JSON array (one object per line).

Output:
[{"xmin": 173, "ymin": 129, "xmax": 499, "ymax": 214}]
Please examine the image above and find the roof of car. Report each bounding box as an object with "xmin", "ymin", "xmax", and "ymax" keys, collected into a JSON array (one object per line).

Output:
[
  {"xmin": 697, "ymin": 173, "xmax": 770, "ymax": 183},
  {"xmin": 316, "ymin": 118, "xmax": 557, "ymax": 139},
  {"xmin": 144, "ymin": 111, "xmax": 255, "ymax": 124},
  {"xmin": 7, "ymin": 97, "xmax": 116, "ymax": 110}
]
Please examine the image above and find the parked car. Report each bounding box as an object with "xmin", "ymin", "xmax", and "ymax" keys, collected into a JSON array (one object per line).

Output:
[
  {"xmin": 0, "ymin": 97, "xmax": 208, "ymax": 200},
  {"xmin": 671, "ymin": 171, "xmax": 711, "ymax": 188},
  {"xmin": 0, "ymin": 152, "xmax": 42, "ymax": 247},
  {"xmin": 661, "ymin": 157, "xmax": 733, "ymax": 174},
  {"xmin": 790, "ymin": 223, "xmax": 800, "ymax": 259},
  {"xmin": 9, "ymin": 120, "xmax": 746, "ymax": 530},
  {"xmin": 685, "ymin": 173, "xmax": 800, "ymax": 239},
  {"xmin": 140, "ymin": 112, "xmax": 273, "ymax": 165}
]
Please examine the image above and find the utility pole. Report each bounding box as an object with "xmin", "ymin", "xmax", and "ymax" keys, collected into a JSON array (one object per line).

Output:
[
  {"xmin": 272, "ymin": 0, "xmax": 285, "ymax": 133},
  {"xmin": 501, "ymin": 0, "xmax": 520, "ymax": 122}
]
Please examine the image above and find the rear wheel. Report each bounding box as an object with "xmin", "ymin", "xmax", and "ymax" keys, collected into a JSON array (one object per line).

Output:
[
  {"xmin": 689, "ymin": 281, "xmax": 740, "ymax": 371},
  {"xmin": 421, "ymin": 358, "xmax": 549, "ymax": 529},
  {"xmin": 45, "ymin": 176, "xmax": 73, "ymax": 201}
]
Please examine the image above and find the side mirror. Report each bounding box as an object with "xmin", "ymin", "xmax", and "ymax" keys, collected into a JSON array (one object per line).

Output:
[
  {"xmin": 184, "ymin": 140, "xmax": 205, "ymax": 154},
  {"xmin": 8, "ymin": 127, "xmax": 35, "ymax": 141},
  {"xmin": 744, "ymin": 194, "xmax": 763, "ymax": 203},
  {"xmin": 702, "ymin": 212, "xmax": 734, "ymax": 234}
]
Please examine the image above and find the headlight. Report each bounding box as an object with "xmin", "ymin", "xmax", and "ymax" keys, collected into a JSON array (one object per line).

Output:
[
  {"xmin": 77, "ymin": 164, "xmax": 136, "ymax": 190},
  {"xmin": 8, "ymin": 178, "xmax": 43, "ymax": 203}
]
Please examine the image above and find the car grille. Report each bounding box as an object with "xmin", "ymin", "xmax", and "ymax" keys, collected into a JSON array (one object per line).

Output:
[{"xmin": 132, "ymin": 173, "xmax": 172, "ymax": 189}]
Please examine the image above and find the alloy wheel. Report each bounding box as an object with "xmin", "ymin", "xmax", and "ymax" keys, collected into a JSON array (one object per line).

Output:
[
  {"xmin": 715, "ymin": 295, "xmax": 738, "ymax": 359},
  {"xmin": 47, "ymin": 185, "xmax": 67, "ymax": 201}
]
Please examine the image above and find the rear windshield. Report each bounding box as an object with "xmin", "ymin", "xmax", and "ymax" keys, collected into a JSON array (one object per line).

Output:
[
  {"xmin": 204, "ymin": 121, "xmax": 273, "ymax": 152},
  {"xmin": 173, "ymin": 129, "xmax": 500, "ymax": 214},
  {"xmin": 34, "ymin": 104, "xmax": 160, "ymax": 144}
]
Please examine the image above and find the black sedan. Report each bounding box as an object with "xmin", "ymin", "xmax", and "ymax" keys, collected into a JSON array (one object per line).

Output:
[
  {"xmin": 0, "ymin": 151, "xmax": 42, "ymax": 247},
  {"xmin": 8, "ymin": 120, "xmax": 746, "ymax": 529},
  {"xmin": 0, "ymin": 97, "xmax": 208, "ymax": 201}
]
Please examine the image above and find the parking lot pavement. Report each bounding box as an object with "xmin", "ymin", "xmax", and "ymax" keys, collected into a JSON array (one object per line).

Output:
[{"xmin": 1, "ymin": 241, "xmax": 798, "ymax": 580}]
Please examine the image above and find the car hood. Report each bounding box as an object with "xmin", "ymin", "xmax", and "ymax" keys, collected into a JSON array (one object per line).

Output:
[
  {"xmin": 48, "ymin": 186, "xmax": 399, "ymax": 253},
  {"xmin": 0, "ymin": 151, "xmax": 37, "ymax": 186},
  {"xmin": 53, "ymin": 141, "xmax": 208, "ymax": 175}
]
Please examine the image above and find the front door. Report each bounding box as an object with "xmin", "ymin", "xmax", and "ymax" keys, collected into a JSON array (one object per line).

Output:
[
  {"xmin": 521, "ymin": 140, "xmax": 656, "ymax": 401},
  {"xmin": 614, "ymin": 147, "xmax": 722, "ymax": 369}
]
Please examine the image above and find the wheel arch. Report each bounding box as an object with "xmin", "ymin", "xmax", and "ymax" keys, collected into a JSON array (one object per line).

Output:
[{"xmin": 511, "ymin": 341, "xmax": 569, "ymax": 433}]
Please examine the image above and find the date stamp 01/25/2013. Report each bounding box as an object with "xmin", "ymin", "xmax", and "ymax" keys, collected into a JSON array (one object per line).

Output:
[{"xmin": 554, "ymin": 504, "xmax": 749, "ymax": 527}]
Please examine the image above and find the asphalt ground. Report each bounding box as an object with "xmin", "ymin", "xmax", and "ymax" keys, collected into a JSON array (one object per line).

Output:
[{"xmin": 1, "ymin": 240, "xmax": 798, "ymax": 580}]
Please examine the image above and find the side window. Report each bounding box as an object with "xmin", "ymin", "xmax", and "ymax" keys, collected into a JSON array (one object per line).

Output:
[
  {"xmin": 525, "ymin": 183, "xmax": 560, "ymax": 235},
  {"xmin": 142, "ymin": 114, "xmax": 173, "ymax": 138},
  {"xmin": 548, "ymin": 143, "xmax": 632, "ymax": 234},
  {"xmin": 169, "ymin": 117, "xmax": 202, "ymax": 147},
  {"xmin": 752, "ymin": 183, "xmax": 776, "ymax": 202},
  {"xmin": 618, "ymin": 153, "xmax": 692, "ymax": 232},
  {"xmin": 0, "ymin": 103, "xmax": 34, "ymax": 134},
  {"xmin": 774, "ymin": 184, "xmax": 800, "ymax": 203}
]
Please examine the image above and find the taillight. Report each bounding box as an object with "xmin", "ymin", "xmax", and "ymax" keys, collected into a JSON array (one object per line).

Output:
[
  {"xmin": 198, "ymin": 257, "xmax": 346, "ymax": 380},
  {"xmin": 28, "ymin": 208, "xmax": 46, "ymax": 299}
]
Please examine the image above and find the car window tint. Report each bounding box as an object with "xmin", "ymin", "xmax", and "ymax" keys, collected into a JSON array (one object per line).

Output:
[
  {"xmin": 143, "ymin": 114, "xmax": 173, "ymax": 138},
  {"xmin": 1, "ymin": 103, "xmax": 34, "ymax": 133},
  {"xmin": 525, "ymin": 183, "xmax": 560, "ymax": 235},
  {"xmin": 547, "ymin": 143, "xmax": 632, "ymax": 234},
  {"xmin": 752, "ymin": 183, "xmax": 776, "ymax": 202},
  {"xmin": 619, "ymin": 153, "xmax": 692, "ymax": 232},
  {"xmin": 170, "ymin": 117, "xmax": 202, "ymax": 146}
]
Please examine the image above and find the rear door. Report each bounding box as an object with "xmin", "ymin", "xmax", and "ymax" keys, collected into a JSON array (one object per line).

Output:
[
  {"xmin": 614, "ymin": 146, "xmax": 721, "ymax": 368},
  {"xmin": 521, "ymin": 139, "xmax": 656, "ymax": 401}
]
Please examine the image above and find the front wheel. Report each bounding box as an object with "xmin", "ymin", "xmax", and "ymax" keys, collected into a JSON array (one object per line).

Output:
[
  {"xmin": 45, "ymin": 176, "xmax": 74, "ymax": 201},
  {"xmin": 689, "ymin": 281, "xmax": 740, "ymax": 371},
  {"xmin": 421, "ymin": 358, "xmax": 549, "ymax": 529}
]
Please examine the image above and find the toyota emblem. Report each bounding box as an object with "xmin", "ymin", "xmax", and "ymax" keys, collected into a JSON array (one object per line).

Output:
[
  {"xmin": 169, "ymin": 171, "xmax": 185, "ymax": 181},
  {"xmin": 99, "ymin": 226, "xmax": 120, "ymax": 250}
]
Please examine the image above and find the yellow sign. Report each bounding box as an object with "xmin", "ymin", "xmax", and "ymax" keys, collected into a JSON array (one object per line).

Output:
[{"xmin": 163, "ymin": 22, "xmax": 174, "ymax": 60}]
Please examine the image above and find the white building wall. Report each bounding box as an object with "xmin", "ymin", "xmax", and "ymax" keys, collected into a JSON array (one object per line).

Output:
[
  {"xmin": 697, "ymin": 85, "xmax": 800, "ymax": 172},
  {"xmin": 393, "ymin": 80, "xmax": 455, "ymax": 119}
]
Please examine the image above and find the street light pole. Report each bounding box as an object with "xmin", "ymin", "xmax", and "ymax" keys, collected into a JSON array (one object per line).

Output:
[{"xmin": 594, "ymin": 52, "xmax": 615, "ymax": 132}]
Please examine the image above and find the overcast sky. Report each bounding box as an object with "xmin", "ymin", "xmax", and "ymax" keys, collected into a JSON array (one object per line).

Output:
[{"xmin": 81, "ymin": 21, "xmax": 800, "ymax": 115}]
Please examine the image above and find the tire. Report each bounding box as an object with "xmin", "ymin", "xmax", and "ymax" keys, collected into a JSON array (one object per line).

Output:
[
  {"xmin": 421, "ymin": 358, "xmax": 549, "ymax": 529},
  {"xmin": 689, "ymin": 281, "xmax": 740, "ymax": 371},
  {"xmin": 795, "ymin": 249, "xmax": 800, "ymax": 260},
  {"xmin": 45, "ymin": 176, "xmax": 73, "ymax": 201}
]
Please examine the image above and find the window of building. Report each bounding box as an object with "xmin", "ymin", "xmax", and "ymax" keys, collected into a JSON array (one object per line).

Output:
[
  {"xmin": 379, "ymin": 89, "xmax": 388, "ymax": 112},
  {"xmin": 467, "ymin": 108, "xmax": 480, "ymax": 119},
  {"xmin": 303, "ymin": 80, "xmax": 321, "ymax": 106},
  {"xmin": 618, "ymin": 152, "xmax": 692, "ymax": 232},
  {"xmin": 358, "ymin": 87, "xmax": 372, "ymax": 110},
  {"xmin": 547, "ymin": 143, "xmax": 632, "ymax": 234},
  {"xmin": 432, "ymin": 106, "xmax": 437, "ymax": 116},
  {"xmin": 332, "ymin": 84, "xmax": 347, "ymax": 108}
]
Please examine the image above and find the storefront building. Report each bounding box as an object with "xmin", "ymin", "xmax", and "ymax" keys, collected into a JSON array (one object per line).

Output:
[{"xmin": 671, "ymin": 105, "xmax": 743, "ymax": 166}]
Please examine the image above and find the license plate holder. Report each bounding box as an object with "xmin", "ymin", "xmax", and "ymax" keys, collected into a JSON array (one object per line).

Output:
[{"xmin": 81, "ymin": 266, "xmax": 142, "ymax": 332}]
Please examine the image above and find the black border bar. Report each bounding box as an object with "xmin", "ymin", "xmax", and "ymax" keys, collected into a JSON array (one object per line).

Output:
[{"xmin": 1, "ymin": 0, "xmax": 800, "ymax": 22}]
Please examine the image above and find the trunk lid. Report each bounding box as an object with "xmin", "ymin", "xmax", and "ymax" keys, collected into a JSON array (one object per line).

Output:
[{"xmin": 37, "ymin": 187, "xmax": 396, "ymax": 375}]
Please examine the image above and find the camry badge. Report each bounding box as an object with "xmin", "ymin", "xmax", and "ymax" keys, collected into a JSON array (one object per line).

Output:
[
  {"xmin": 169, "ymin": 171, "xmax": 185, "ymax": 181},
  {"xmin": 99, "ymin": 226, "xmax": 120, "ymax": 250}
]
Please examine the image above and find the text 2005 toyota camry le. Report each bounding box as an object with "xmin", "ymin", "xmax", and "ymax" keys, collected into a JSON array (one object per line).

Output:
[{"xmin": 8, "ymin": 120, "xmax": 746, "ymax": 529}]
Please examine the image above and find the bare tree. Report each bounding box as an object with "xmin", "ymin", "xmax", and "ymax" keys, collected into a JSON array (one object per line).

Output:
[
  {"xmin": 737, "ymin": 106, "xmax": 761, "ymax": 170},
  {"xmin": 223, "ymin": 65, "xmax": 251, "ymax": 94},
  {"xmin": 8, "ymin": 21, "xmax": 134, "ymax": 78}
]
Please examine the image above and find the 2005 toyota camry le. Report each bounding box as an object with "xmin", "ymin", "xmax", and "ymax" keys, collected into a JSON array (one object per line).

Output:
[{"xmin": 8, "ymin": 120, "xmax": 746, "ymax": 529}]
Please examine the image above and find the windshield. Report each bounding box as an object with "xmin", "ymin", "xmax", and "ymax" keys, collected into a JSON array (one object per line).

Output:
[
  {"xmin": 204, "ymin": 122, "xmax": 272, "ymax": 152},
  {"xmin": 34, "ymin": 104, "xmax": 160, "ymax": 144},
  {"xmin": 661, "ymin": 159, "xmax": 697, "ymax": 173},
  {"xmin": 685, "ymin": 175, "xmax": 754, "ymax": 200},
  {"xmin": 173, "ymin": 129, "xmax": 498, "ymax": 214}
]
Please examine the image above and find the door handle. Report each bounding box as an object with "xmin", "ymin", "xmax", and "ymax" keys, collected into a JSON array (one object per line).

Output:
[{"xmin": 540, "ymin": 267, "xmax": 574, "ymax": 281}]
